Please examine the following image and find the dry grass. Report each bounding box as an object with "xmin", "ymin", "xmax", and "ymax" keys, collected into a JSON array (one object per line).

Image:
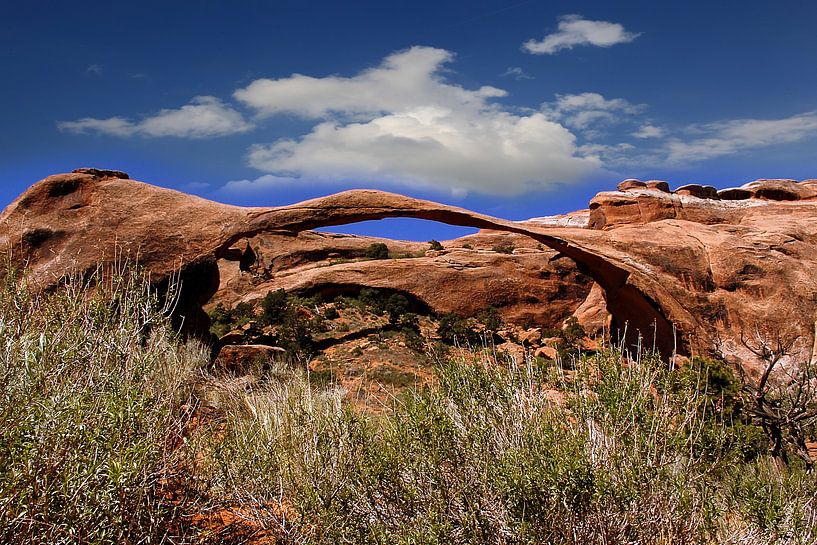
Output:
[{"xmin": 1, "ymin": 262, "xmax": 815, "ymax": 544}]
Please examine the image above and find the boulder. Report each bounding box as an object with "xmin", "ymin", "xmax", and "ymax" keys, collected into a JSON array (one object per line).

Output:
[
  {"xmin": 674, "ymin": 184, "xmax": 719, "ymax": 199},
  {"xmin": 215, "ymin": 344, "xmax": 286, "ymax": 374},
  {"xmin": 535, "ymin": 346, "xmax": 558, "ymax": 360},
  {"xmin": 617, "ymin": 179, "xmax": 646, "ymax": 191},
  {"xmin": 496, "ymin": 341, "xmax": 525, "ymax": 363},
  {"xmin": 518, "ymin": 328, "xmax": 542, "ymax": 346}
]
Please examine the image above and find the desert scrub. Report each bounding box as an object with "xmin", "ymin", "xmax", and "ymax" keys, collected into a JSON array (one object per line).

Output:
[
  {"xmin": 0, "ymin": 264, "xmax": 206, "ymax": 544},
  {"xmin": 189, "ymin": 348, "xmax": 817, "ymax": 544}
]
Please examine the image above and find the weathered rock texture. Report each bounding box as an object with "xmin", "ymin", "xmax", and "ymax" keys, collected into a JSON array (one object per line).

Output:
[
  {"xmin": 212, "ymin": 230, "xmax": 595, "ymax": 330},
  {"xmin": 3, "ymin": 169, "xmax": 817, "ymax": 372}
]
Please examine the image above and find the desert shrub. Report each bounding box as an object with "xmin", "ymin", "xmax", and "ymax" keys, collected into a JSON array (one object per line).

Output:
[
  {"xmin": 193, "ymin": 348, "xmax": 817, "ymax": 544},
  {"xmin": 365, "ymin": 242, "xmax": 390, "ymax": 260},
  {"xmin": 561, "ymin": 316, "xmax": 585, "ymax": 346},
  {"xmin": 0, "ymin": 264, "xmax": 206, "ymax": 544},
  {"xmin": 209, "ymin": 300, "xmax": 255, "ymax": 337},
  {"xmin": 437, "ymin": 312, "xmax": 480, "ymax": 344},
  {"xmin": 478, "ymin": 305, "xmax": 502, "ymax": 332},
  {"xmin": 428, "ymin": 239, "xmax": 444, "ymax": 251},
  {"xmin": 359, "ymin": 287, "xmax": 385, "ymax": 312},
  {"xmin": 4, "ymin": 260, "xmax": 816, "ymax": 544},
  {"xmin": 385, "ymin": 293, "xmax": 410, "ymax": 325},
  {"xmin": 399, "ymin": 311, "xmax": 420, "ymax": 332},
  {"xmin": 462, "ymin": 243, "xmax": 473, "ymax": 249},
  {"xmin": 260, "ymin": 287, "xmax": 288, "ymax": 325},
  {"xmin": 323, "ymin": 305, "xmax": 340, "ymax": 320},
  {"xmin": 492, "ymin": 243, "xmax": 515, "ymax": 254}
]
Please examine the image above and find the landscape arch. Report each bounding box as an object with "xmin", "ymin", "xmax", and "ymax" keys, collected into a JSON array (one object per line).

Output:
[{"xmin": 212, "ymin": 190, "xmax": 684, "ymax": 358}]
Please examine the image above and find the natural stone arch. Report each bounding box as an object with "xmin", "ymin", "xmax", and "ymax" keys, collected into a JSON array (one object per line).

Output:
[
  {"xmin": 1, "ymin": 173, "xmax": 686, "ymax": 359},
  {"xmin": 215, "ymin": 190, "xmax": 683, "ymax": 357}
]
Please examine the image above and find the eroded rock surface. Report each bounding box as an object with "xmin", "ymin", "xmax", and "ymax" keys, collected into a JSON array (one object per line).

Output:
[
  {"xmin": 212, "ymin": 230, "xmax": 594, "ymax": 330},
  {"xmin": 4, "ymin": 169, "xmax": 817, "ymax": 373}
]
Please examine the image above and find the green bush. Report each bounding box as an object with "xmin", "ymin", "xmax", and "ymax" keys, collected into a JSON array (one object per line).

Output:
[
  {"xmin": 428, "ymin": 239, "xmax": 444, "ymax": 251},
  {"xmin": 208, "ymin": 300, "xmax": 255, "ymax": 337},
  {"xmin": 478, "ymin": 305, "xmax": 502, "ymax": 332},
  {"xmin": 385, "ymin": 293, "xmax": 410, "ymax": 325},
  {"xmin": 260, "ymin": 287, "xmax": 288, "ymax": 325},
  {"xmin": 437, "ymin": 313, "xmax": 480, "ymax": 344},
  {"xmin": 365, "ymin": 242, "xmax": 390, "ymax": 260},
  {"xmin": 492, "ymin": 243, "xmax": 515, "ymax": 254}
]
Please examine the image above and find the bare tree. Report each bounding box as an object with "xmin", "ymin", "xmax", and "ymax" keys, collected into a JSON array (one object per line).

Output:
[{"xmin": 739, "ymin": 326, "xmax": 817, "ymax": 470}]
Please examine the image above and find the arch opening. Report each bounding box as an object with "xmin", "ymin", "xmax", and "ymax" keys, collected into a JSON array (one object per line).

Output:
[
  {"xmin": 315, "ymin": 217, "xmax": 479, "ymax": 242},
  {"xmin": 210, "ymin": 221, "xmax": 683, "ymax": 360}
]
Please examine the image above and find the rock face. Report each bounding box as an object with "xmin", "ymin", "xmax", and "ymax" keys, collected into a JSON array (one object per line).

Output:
[
  {"xmin": 4, "ymin": 169, "xmax": 817, "ymax": 373},
  {"xmin": 212, "ymin": 230, "xmax": 595, "ymax": 330}
]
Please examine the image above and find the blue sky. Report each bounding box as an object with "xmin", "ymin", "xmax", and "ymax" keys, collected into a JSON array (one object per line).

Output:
[{"xmin": 2, "ymin": 0, "xmax": 816, "ymax": 240}]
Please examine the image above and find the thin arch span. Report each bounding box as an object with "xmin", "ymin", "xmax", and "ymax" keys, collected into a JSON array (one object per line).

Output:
[{"xmin": 210, "ymin": 190, "xmax": 684, "ymax": 357}]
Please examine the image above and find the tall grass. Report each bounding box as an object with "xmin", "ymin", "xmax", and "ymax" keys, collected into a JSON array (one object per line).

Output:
[
  {"xmin": 1, "ymin": 261, "xmax": 815, "ymax": 544},
  {"xmin": 193, "ymin": 351, "xmax": 817, "ymax": 544},
  {"xmin": 0, "ymin": 264, "xmax": 207, "ymax": 544}
]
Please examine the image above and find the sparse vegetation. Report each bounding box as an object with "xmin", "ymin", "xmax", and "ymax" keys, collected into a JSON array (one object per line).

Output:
[
  {"xmin": 191, "ymin": 348, "xmax": 817, "ymax": 544},
  {"xmin": 0, "ymin": 264, "xmax": 205, "ymax": 543},
  {"xmin": 492, "ymin": 242, "xmax": 515, "ymax": 254},
  {"xmin": 2, "ymin": 262, "xmax": 816, "ymax": 544},
  {"xmin": 209, "ymin": 300, "xmax": 254, "ymax": 337},
  {"xmin": 428, "ymin": 239, "xmax": 444, "ymax": 251}
]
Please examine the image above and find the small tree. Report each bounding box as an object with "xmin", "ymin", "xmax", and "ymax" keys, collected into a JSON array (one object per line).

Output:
[
  {"xmin": 365, "ymin": 243, "xmax": 390, "ymax": 260},
  {"xmin": 437, "ymin": 313, "xmax": 478, "ymax": 344},
  {"xmin": 738, "ymin": 327, "xmax": 817, "ymax": 470},
  {"xmin": 479, "ymin": 306, "xmax": 502, "ymax": 332},
  {"xmin": 385, "ymin": 293, "xmax": 410, "ymax": 326},
  {"xmin": 260, "ymin": 288, "xmax": 288, "ymax": 325},
  {"xmin": 428, "ymin": 239, "xmax": 444, "ymax": 251}
]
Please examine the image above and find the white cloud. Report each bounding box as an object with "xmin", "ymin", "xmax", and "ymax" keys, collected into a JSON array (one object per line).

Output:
[
  {"xmin": 632, "ymin": 124, "xmax": 664, "ymax": 138},
  {"xmin": 544, "ymin": 92, "xmax": 643, "ymax": 130},
  {"xmin": 665, "ymin": 112, "xmax": 817, "ymax": 164},
  {"xmin": 500, "ymin": 67, "xmax": 534, "ymax": 80},
  {"xmin": 86, "ymin": 64, "xmax": 103, "ymax": 76},
  {"xmin": 221, "ymin": 174, "xmax": 300, "ymax": 195},
  {"xmin": 234, "ymin": 47, "xmax": 602, "ymax": 196},
  {"xmin": 523, "ymin": 14, "xmax": 640, "ymax": 55},
  {"xmin": 234, "ymin": 47, "xmax": 506, "ymax": 120},
  {"xmin": 58, "ymin": 96, "xmax": 253, "ymax": 138}
]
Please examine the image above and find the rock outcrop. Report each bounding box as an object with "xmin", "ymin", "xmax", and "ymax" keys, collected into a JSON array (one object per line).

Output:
[
  {"xmin": 212, "ymin": 230, "xmax": 594, "ymax": 329},
  {"xmin": 4, "ymin": 169, "xmax": 817, "ymax": 373}
]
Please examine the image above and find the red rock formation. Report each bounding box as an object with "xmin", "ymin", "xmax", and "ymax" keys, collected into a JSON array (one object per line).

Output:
[
  {"xmin": 212, "ymin": 230, "xmax": 594, "ymax": 329},
  {"xmin": 4, "ymin": 169, "xmax": 817, "ymax": 373}
]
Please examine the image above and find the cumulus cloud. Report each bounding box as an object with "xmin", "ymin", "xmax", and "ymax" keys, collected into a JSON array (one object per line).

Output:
[
  {"xmin": 233, "ymin": 47, "xmax": 602, "ymax": 195},
  {"xmin": 523, "ymin": 15, "xmax": 640, "ymax": 55},
  {"xmin": 221, "ymin": 174, "xmax": 301, "ymax": 195},
  {"xmin": 234, "ymin": 47, "xmax": 507, "ymax": 120},
  {"xmin": 58, "ymin": 96, "xmax": 253, "ymax": 138},
  {"xmin": 664, "ymin": 112, "xmax": 817, "ymax": 164}
]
